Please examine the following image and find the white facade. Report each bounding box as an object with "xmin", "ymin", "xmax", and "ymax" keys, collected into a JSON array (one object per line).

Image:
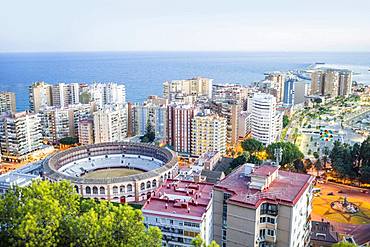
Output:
[
  {"xmin": 89, "ymin": 82, "xmax": 126, "ymax": 108},
  {"xmin": 251, "ymin": 93, "xmax": 277, "ymax": 146},
  {"xmin": 0, "ymin": 112, "xmax": 43, "ymax": 161},
  {"xmin": 133, "ymin": 103, "xmax": 167, "ymax": 139},
  {"xmin": 93, "ymin": 104, "xmax": 128, "ymax": 143},
  {"xmin": 163, "ymin": 77, "xmax": 213, "ymax": 102}
]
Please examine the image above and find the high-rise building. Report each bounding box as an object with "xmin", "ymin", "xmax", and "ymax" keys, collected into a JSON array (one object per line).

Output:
[
  {"xmin": 93, "ymin": 104, "xmax": 128, "ymax": 143},
  {"xmin": 39, "ymin": 104, "xmax": 94, "ymax": 142},
  {"xmin": 89, "ymin": 82, "xmax": 126, "ymax": 108},
  {"xmin": 133, "ymin": 102, "xmax": 167, "ymax": 140},
  {"xmin": 212, "ymin": 84, "xmax": 249, "ymax": 105},
  {"xmin": 264, "ymin": 72, "xmax": 285, "ymax": 103},
  {"xmin": 0, "ymin": 112, "xmax": 43, "ymax": 161},
  {"xmin": 163, "ymin": 77, "xmax": 213, "ymax": 103},
  {"xmin": 142, "ymin": 179, "xmax": 214, "ymax": 247},
  {"xmin": 210, "ymin": 103, "xmax": 240, "ymax": 146},
  {"xmin": 51, "ymin": 83, "xmax": 80, "ymax": 108},
  {"xmin": 167, "ymin": 104, "xmax": 197, "ymax": 154},
  {"xmin": 191, "ymin": 114, "xmax": 227, "ymax": 156},
  {"xmin": 237, "ymin": 111, "xmax": 251, "ymax": 139},
  {"xmin": 250, "ymin": 93, "xmax": 278, "ymax": 146},
  {"xmin": 29, "ymin": 81, "xmax": 52, "ymax": 113},
  {"xmin": 213, "ymin": 163, "xmax": 314, "ymax": 247},
  {"xmin": 0, "ymin": 91, "xmax": 16, "ymax": 114},
  {"xmin": 310, "ymin": 69, "xmax": 352, "ymax": 97},
  {"xmin": 78, "ymin": 119, "xmax": 94, "ymax": 145},
  {"xmin": 338, "ymin": 70, "xmax": 352, "ymax": 97}
]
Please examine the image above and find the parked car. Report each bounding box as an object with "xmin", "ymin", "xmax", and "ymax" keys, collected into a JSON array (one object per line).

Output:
[{"xmin": 327, "ymin": 192, "xmax": 334, "ymax": 196}]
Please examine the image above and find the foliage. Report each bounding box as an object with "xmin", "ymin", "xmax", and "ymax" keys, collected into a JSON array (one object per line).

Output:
[
  {"xmin": 266, "ymin": 142, "xmax": 304, "ymax": 166},
  {"xmin": 60, "ymin": 136, "xmax": 78, "ymax": 145},
  {"xmin": 283, "ymin": 115, "xmax": 290, "ymax": 128},
  {"xmin": 141, "ymin": 121, "xmax": 155, "ymax": 143},
  {"xmin": 241, "ymin": 138, "xmax": 264, "ymax": 153},
  {"xmin": 191, "ymin": 235, "xmax": 220, "ymax": 247},
  {"xmin": 227, "ymin": 151, "xmax": 250, "ymax": 174},
  {"xmin": 0, "ymin": 180, "xmax": 162, "ymax": 247},
  {"xmin": 331, "ymin": 243, "xmax": 357, "ymax": 247},
  {"xmin": 330, "ymin": 137, "xmax": 370, "ymax": 183}
]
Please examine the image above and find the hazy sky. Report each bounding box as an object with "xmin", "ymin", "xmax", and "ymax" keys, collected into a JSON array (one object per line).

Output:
[{"xmin": 1, "ymin": 0, "xmax": 370, "ymax": 52}]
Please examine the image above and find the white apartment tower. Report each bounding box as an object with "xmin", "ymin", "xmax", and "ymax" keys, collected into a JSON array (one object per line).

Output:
[
  {"xmin": 89, "ymin": 83, "xmax": 126, "ymax": 108},
  {"xmin": 93, "ymin": 104, "xmax": 128, "ymax": 143},
  {"xmin": 29, "ymin": 81, "xmax": 53, "ymax": 113},
  {"xmin": 0, "ymin": 91, "xmax": 16, "ymax": 114},
  {"xmin": 0, "ymin": 112, "xmax": 43, "ymax": 161},
  {"xmin": 251, "ymin": 93, "xmax": 277, "ymax": 146},
  {"xmin": 191, "ymin": 114, "xmax": 227, "ymax": 156}
]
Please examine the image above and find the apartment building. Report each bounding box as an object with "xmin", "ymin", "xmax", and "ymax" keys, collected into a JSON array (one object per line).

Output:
[
  {"xmin": 0, "ymin": 112, "xmax": 43, "ymax": 162},
  {"xmin": 191, "ymin": 114, "xmax": 227, "ymax": 156},
  {"xmin": 311, "ymin": 69, "xmax": 352, "ymax": 97},
  {"xmin": 142, "ymin": 179, "xmax": 214, "ymax": 247},
  {"xmin": 250, "ymin": 93, "xmax": 278, "ymax": 146},
  {"xmin": 212, "ymin": 84, "xmax": 249, "ymax": 105},
  {"xmin": 163, "ymin": 77, "xmax": 213, "ymax": 103},
  {"xmin": 213, "ymin": 163, "xmax": 314, "ymax": 247},
  {"xmin": 93, "ymin": 104, "xmax": 128, "ymax": 143},
  {"xmin": 0, "ymin": 91, "xmax": 16, "ymax": 114},
  {"xmin": 51, "ymin": 83, "xmax": 80, "ymax": 108},
  {"xmin": 29, "ymin": 81, "xmax": 53, "ymax": 113},
  {"xmin": 89, "ymin": 82, "xmax": 126, "ymax": 108},
  {"xmin": 78, "ymin": 119, "xmax": 94, "ymax": 145},
  {"xmin": 133, "ymin": 102, "xmax": 167, "ymax": 140},
  {"xmin": 167, "ymin": 104, "xmax": 198, "ymax": 154}
]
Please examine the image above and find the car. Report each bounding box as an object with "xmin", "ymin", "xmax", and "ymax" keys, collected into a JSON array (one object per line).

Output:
[
  {"xmin": 327, "ymin": 192, "xmax": 334, "ymax": 196},
  {"xmin": 361, "ymin": 190, "xmax": 369, "ymax": 194},
  {"xmin": 338, "ymin": 190, "xmax": 344, "ymax": 193}
]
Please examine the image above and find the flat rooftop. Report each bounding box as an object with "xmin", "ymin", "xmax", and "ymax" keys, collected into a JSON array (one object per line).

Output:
[
  {"xmin": 142, "ymin": 179, "xmax": 213, "ymax": 221},
  {"xmin": 215, "ymin": 164, "xmax": 314, "ymax": 208}
]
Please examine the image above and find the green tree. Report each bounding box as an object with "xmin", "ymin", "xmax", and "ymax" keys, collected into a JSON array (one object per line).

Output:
[
  {"xmin": 141, "ymin": 121, "xmax": 155, "ymax": 143},
  {"xmin": 266, "ymin": 142, "xmax": 304, "ymax": 166},
  {"xmin": 191, "ymin": 235, "xmax": 220, "ymax": 247},
  {"xmin": 228, "ymin": 151, "xmax": 250, "ymax": 174},
  {"xmin": 241, "ymin": 139, "xmax": 264, "ymax": 153},
  {"xmin": 314, "ymin": 159, "xmax": 323, "ymax": 176},
  {"xmin": 0, "ymin": 180, "xmax": 162, "ymax": 247},
  {"xmin": 332, "ymin": 243, "xmax": 357, "ymax": 247},
  {"xmin": 60, "ymin": 136, "xmax": 78, "ymax": 145},
  {"xmin": 283, "ymin": 115, "xmax": 290, "ymax": 128}
]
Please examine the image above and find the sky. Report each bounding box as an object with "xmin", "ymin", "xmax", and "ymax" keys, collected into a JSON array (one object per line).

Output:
[{"xmin": 1, "ymin": 0, "xmax": 370, "ymax": 52}]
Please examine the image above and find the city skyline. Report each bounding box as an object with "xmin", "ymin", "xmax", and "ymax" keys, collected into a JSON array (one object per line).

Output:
[{"xmin": 1, "ymin": 0, "xmax": 370, "ymax": 52}]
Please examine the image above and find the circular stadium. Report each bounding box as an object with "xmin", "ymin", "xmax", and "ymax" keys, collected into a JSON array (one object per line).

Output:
[{"xmin": 43, "ymin": 142, "xmax": 178, "ymax": 203}]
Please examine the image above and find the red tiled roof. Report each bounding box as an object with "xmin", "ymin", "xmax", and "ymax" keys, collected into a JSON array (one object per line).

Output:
[
  {"xmin": 214, "ymin": 165, "xmax": 314, "ymax": 208},
  {"xmin": 142, "ymin": 179, "xmax": 214, "ymax": 220}
]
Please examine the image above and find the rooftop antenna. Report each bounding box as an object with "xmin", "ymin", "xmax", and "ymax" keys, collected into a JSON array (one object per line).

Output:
[{"xmin": 274, "ymin": 148, "xmax": 283, "ymax": 166}]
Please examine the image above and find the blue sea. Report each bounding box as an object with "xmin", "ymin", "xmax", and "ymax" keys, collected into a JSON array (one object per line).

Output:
[{"xmin": 0, "ymin": 52, "xmax": 369, "ymax": 111}]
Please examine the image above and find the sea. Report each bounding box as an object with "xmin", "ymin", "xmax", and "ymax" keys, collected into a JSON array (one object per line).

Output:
[{"xmin": 0, "ymin": 51, "xmax": 369, "ymax": 111}]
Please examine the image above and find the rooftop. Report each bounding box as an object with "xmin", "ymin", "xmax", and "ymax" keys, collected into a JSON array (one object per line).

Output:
[
  {"xmin": 215, "ymin": 164, "xmax": 314, "ymax": 208},
  {"xmin": 311, "ymin": 221, "xmax": 339, "ymax": 244},
  {"xmin": 142, "ymin": 179, "xmax": 213, "ymax": 221}
]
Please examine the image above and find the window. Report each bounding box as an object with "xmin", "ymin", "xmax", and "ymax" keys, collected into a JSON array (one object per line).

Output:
[
  {"xmin": 260, "ymin": 203, "xmax": 278, "ymax": 216},
  {"xmin": 267, "ymin": 229, "xmax": 275, "ymax": 236},
  {"xmin": 146, "ymin": 181, "xmax": 151, "ymax": 189},
  {"xmin": 100, "ymin": 187, "xmax": 105, "ymax": 194},
  {"xmin": 141, "ymin": 182, "xmax": 145, "ymax": 190},
  {"xmin": 85, "ymin": 186, "xmax": 91, "ymax": 194},
  {"xmin": 120, "ymin": 185, "xmax": 125, "ymax": 193},
  {"xmin": 127, "ymin": 184, "xmax": 133, "ymax": 192},
  {"xmin": 113, "ymin": 186, "xmax": 118, "ymax": 194},
  {"xmin": 92, "ymin": 186, "xmax": 98, "ymax": 194},
  {"xmin": 152, "ymin": 179, "xmax": 157, "ymax": 188}
]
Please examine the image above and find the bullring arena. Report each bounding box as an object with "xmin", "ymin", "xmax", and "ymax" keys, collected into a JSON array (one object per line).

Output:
[{"xmin": 43, "ymin": 142, "xmax": 178, "ymax": 203}]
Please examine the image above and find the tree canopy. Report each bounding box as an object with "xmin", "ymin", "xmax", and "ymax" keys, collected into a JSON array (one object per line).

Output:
[
  {"xmin": 59, "ymin": 136, "xmax": 78, "ymax": 145},
  {"xmin": 0, "ymin": 180, "xmax": 162, "ymax": 247},
  {"xmin": 266, "ymin": 142, "xmax": 304, "ymax": 166},
  {"xmin": 241, "ymin": 138, "xmax": 264, "ymax": 153},
  {"xmin": 141, "ymin": 121, "xmax": 155, "ymax": 143},
  {"xmin": 331, "ymin": 242, "xmax": 357, "ymax": 247},
  {"xmin": 283, "ymin": 115, "xmax": 290, "ymax": 128},
  {"xmin": 192, "ymin": 235, "xmax": 220, "ymax": 247},
  {"xmin": 330, "ymin": 137, "xmax": 370, "ymax": 183}
]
